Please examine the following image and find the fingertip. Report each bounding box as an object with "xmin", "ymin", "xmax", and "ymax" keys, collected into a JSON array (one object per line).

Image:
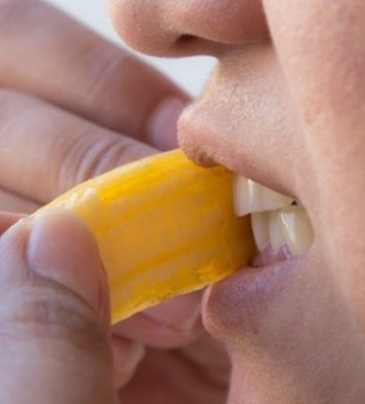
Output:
[
  {"xmin": 26, "ymin": 209, "xmax": 109, "ymax": 316},
  {"xmin": 0, "ymin": 209, "xmax": 115, "ymax": 403},
  {"xmin": 147, "ymin": 97, "xmax": 189, "ymax": 151},
  {"xmin": 112, "ymin": 292, "xmax": 203, "ymax": 349},
  {"xmin": 111, "ymin": 337, "xmax": 145, "ymax": 388}
]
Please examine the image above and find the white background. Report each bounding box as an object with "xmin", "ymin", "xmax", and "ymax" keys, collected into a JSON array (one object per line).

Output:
[{"xmin": 43, "ymin": 0, "xmax": 215, "ymax": 96}]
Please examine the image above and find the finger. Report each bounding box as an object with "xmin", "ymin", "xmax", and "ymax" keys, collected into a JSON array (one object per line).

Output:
[
  {"xmin": 0, "ymin": 210, "xmax": 115, "ymax": 404},
  {"xmin": 111, "ymin": 336, "xmax": 145, "ymax": 387},
  {"xmin": 0, "ymin": 0, "xmax": 189, "ymax": 150},
  {"xmin": 0, "ymin": 90, "xmax": 157, "ymax": 203},
  {"xmin": 112, "ymin": 292, "xmax": 203, "ymax": 349},
  {"xmin": 0, "ymin": 211, "xmax": 23, "ymax": 234},
  {"xmin": 0, "ymin": 89, "xmax": 204, "ymax": 351},
  {"xmin": 0, "ymin": 187, "xmax": 40, "ymax": 213}
]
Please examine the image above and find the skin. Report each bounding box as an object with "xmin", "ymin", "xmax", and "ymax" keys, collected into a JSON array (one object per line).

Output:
[
  {"xmin": 0, "ymin": 1, "xmax": 228, "ymax": 403},
  {"xmin": 109, "ymin": 0, "xmax": 365, "ymax": 403},
  {"xmin": 0, "ymin": 0, "xmax": 364, "ymax": 403}
]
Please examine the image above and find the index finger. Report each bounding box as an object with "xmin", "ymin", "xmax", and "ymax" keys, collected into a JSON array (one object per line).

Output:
[{"xmin": 0, "ymin": 0, "xmax": 189, "ymax": 150}]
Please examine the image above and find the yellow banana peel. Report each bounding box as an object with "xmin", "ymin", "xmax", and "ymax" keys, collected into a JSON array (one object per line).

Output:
[{"xmin": 36, "ymin": 149, "xmax": 254, "ymax": 323}]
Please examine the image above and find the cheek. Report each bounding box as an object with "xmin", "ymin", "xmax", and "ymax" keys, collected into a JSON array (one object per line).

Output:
[{"xmin": 294, "ymin": 119, "xmax": 365, "ymax": 334}]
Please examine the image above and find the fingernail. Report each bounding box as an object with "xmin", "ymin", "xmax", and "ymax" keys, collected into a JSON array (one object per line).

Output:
[
  {"xmin": 26, "ymin": 209, "xmax": 106, "ymax": 314},
  {"xmin": 148, "ymin": 97, "xmax": 188, "ymax": 151}
]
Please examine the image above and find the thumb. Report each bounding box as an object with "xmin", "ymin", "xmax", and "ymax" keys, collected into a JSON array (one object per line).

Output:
[{"xmin": 0, "ymin": 210, "xmax": 114, "ymax": 404}]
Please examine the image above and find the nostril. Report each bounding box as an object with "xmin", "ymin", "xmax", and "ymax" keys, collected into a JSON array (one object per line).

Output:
[
  {"xmin": 177, "ymin": 34, "xmax": 197, "ymax": 45},
  {"xmin": 173, "ymin": 34, "xmax": 199, "ymax": 53},
  {"xmin": 172, "ymin": 34, "xmax": 219, "ymax": 57},
  {"xmin": 109, "ymin": 0, "xmax": 269, "ymax": 57}
]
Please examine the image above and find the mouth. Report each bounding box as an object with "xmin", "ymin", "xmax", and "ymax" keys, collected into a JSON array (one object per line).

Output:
[
  {"xmin": 178, "ymin": 76, "xmax": 313, "ymax": 270},
  {"xmin": 178, "ymin": 92, "xmax": 314, "ymax": 320},
  {"xmin": 232, "ymin": 176, "xmax": 314, "ymax": 267},
  {"xmin": 199, "ymin": 172, "xmax": 314, "ymax": 332}
]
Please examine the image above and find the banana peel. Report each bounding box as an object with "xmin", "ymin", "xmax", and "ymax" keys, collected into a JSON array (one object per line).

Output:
[{"xmin": 36, "ymin": 149, "xmax": 254, "ymax": 323}]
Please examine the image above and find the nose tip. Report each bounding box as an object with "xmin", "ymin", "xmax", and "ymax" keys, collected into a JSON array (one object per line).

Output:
[
  {"xmin": 108, "ymin": 0, "xmax": 221, "ymax": 57},
  {"xmin": 108, "ymin": 0, "xmax": 269, "ymax": 57}
]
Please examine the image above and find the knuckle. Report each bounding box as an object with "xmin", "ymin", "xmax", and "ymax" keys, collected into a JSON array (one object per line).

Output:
[
  {"xmin": 58, "ymin": 132, "xmax": 147, "ymax": 192},
  {"xmin": 81, "ymin": 46, "xmax": 146, "ymax": 134},
  {"xmin": 84, "ymin": 47, "xmax": 128, "ymax": 104},
  {"xmin": 57, "ymin": 134, "xmax": 115, "ymax": 190},
  {"xmin": 0, "ymin": 285, "xmax": 107, "ymax": 354},
  {"xmin": 73, "ymin": 137, "xmax": 128, "ymax": 181}
]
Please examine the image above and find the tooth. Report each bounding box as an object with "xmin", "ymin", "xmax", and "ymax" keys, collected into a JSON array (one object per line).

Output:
[
  {"xmin": 268, "ymin": 211, "xmax": 286, "ymax": 253},
  {"xmin": 261, "ymin": 186, "xmax": 294, "ymax": 211},
  {"xmin": 279, "ymin": 206, "xmax": 314, "ymax": 255},
  {"xmin": 233, "ymin": 175, "xmax": 294, "ymax": 216},
  {"xmin": 251, "ymin": 212, "xmax": 270, "ymax": 251},
  {"xmin": 233, "ymin": 176, "xmax": 260, "ymax": 216}
]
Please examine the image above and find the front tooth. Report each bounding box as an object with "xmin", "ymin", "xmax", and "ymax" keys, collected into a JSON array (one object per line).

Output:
[
  {"xmin": 261, "ymin": 186, "xmax": 294, "ymax": 211},
  {"xmin": 233, "ymin": 176, "xmax": 261, "ymax": 216},
  {"xmin": 251, "ymin": 212, "xmax": 270, "ymax": 251},
  {"xmin": 269, "ymin": 211, "xmax": 286, "ymax": 253},
  {"xmin": 279, "ymin": 206, "xmax": 314, "ymax": 256},
  {"xmin": 233, "ymin": 175, "xmax": 294, "ymax": 216}
]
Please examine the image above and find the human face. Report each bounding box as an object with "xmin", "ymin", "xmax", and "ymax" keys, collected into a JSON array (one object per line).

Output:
[{"xmin": 108, "ymin": 1, "xmax": 365, "ymax": 402}]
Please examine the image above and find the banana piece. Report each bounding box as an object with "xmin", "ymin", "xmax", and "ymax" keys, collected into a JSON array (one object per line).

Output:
[{"xmin": 36, "ymin": 150, "xmax": 254, "ymax": 323}]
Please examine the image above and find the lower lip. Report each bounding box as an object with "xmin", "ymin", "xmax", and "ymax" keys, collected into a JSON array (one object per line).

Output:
[{"xmin": 201, "ymin": 256, "xmax": 302, "ymax": 333}]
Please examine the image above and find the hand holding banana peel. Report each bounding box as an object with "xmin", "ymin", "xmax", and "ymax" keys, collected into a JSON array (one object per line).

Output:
[{"xmin": 35, "ymin": 149, "xmax": 254, "ymax": 324}]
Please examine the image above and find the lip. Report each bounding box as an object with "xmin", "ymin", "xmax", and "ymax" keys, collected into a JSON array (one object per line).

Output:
[
  {"xmin": 177, "ymin": 46, "xmax": 307, "ymax": 333},
  {"xmin": 177, "ymin": 43, "xmax": 296, "ymax": 196},
  {"xmin": 178, "ymin": 95, "xmax": 290, "ymax": 198},
  {"xmin": 201, "ymin": 255, "xmax": 303, "ymax": 335},
  {"xmin": 179, "ymin": 106, "xmax": 305, "ymax": 330},
  {"xmin": 179, "ymin": 97, "xmax": 256, "ymax": 176},
  {"xmin": 178, "ymin": 97, "xmax": 304, "ymax": 334},
  {"xmin": 179, "ymin": 113, "xmax": 306, "ymax": 335}
]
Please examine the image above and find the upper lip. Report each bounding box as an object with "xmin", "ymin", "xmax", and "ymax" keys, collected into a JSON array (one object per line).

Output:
[
  {"xmin": 178, "ymin": 98, "xmax": 288, "ymax": 196},
  {"xmin": 178, "ymin": 100, "xmax": 255, "ymax": 175},
  {"xmin": 178, "ymin": 76, "xmax": 314, "ymax": 263},
  {"xmin": 177, "ymin": 43, "xmax": 298, "ymax": 199}
]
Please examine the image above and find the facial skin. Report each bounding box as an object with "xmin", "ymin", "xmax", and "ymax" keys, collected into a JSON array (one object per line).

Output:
[{"xmin": 109, "ymin": 0, "xmax": 365, "ymax": 403}]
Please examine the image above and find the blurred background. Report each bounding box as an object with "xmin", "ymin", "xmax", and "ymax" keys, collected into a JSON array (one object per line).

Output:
[{"xmin": 44, "ymin": 0, "xmax": 216, "ymax": 97}]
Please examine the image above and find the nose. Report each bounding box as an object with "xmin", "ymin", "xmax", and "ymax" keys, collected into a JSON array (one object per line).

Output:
[{"xmin": 108, "ymin": 0, "xmax": 269, "ymax": 57}]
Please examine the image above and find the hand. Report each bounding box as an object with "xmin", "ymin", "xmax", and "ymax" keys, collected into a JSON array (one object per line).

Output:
[
  {"xmin": 0, "ymin": 210, "xmax": 229, "ymax": 404},
  {"xmin": 0, "ymin": 1, "xmax": 229, "ymax": 402},
  {"xmin": 0, "ymin": 0, "xmax": 188, "ymax": 213},
  {"xmin": 0, "ymin": 210, "xmax": 116, "ymax": 404}
]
